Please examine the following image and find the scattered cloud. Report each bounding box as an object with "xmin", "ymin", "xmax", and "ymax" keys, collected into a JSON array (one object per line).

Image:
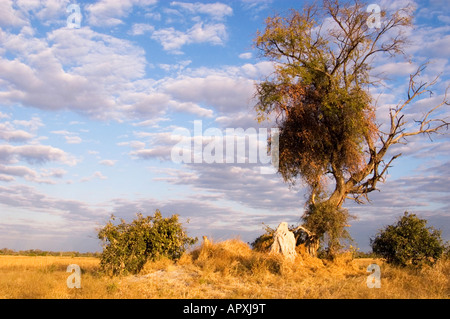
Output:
[
  {"xmin": 0, "ymin": 122, "xmax": 34, "ymax": 142},
  {"xmin": 158, "ymin": 164, "xmax": 302, "ymax": 211},
  {"xmin": 149, "ymin": 1, "xmax": 233, "ymax": 53},
  {"xmin": 163, "ymin": 74, "xmax": 255, "ymax": 113},
  {"xmin": 240, "ymin": 0, "xmax": 273, "ymax": 17},
  {"xmin": 0, "ymin": 183, "xmax": 107, "ymax": 220},
  {"xmin": 239, "ymin": 52, "xmax": 253, "ymax": 59},
  {"xmin": 170, "ymin": 2, "xmax": 233, "ymax": 21},
  {"xmin": 51, "ymin": 130, "xmax": 82, "ymax": 144},
  {"xmin": 129, "ymin": 23, "xmax": 154, "ymax": 35},
  {"xmin": 80, "ymin": 171, "xmax": 108, "ymax": 183},
  {"xmin": 151, "ymin": 22, "xmax": 228, "ymax": 53},
  {"xmin": 0, "ymin": 144, "xmax": 75, "ymax": 166},
  {"xmin": 99, "ymin": 159, "xmax": 117, "ymax": 166},
  {"xmin": 85, "ymin": 0, "xmax": 158, "ymax": 27}
]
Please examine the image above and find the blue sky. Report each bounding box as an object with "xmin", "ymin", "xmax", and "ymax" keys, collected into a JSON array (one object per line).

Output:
[{"xmin": 0, "ymin": 0, "xmax": 449, "ymax": 253}]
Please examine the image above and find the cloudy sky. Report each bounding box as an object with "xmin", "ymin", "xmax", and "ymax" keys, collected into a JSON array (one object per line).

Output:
[{"xmin": 0, "ymin": 0, "xmax": 448, "ymax": 253}]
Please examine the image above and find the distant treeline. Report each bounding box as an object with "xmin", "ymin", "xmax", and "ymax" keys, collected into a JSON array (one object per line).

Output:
[{"xmin": 0, "ymin": 248, "xmax": 101, "ymax": 258}]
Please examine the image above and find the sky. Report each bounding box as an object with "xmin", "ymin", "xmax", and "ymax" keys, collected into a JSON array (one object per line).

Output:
[{"xmin": 0, "ymin": 0, "xmax": 448, "ymax": 253}]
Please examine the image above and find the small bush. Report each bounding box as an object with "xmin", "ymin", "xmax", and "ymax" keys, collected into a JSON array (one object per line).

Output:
[
  {"xmin": 303, "ymin": 200, "xmax": 354, "ymax": 259},
  {"xmin": 371, "ymin": 212, "xmax": 445, "ymax": 267},
  {"xmin": 251, "ymin": 224, "xmax": 275, "ymax": 252},
  {"xmin": 98, "ymin": 210, "xmax": 197, "ymax": 276}
]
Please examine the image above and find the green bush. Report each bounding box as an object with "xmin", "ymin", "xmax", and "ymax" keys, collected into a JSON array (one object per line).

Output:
[
  {"xmin": 98, "ymin": 210, "xmax": 197, "ymax": 276},
  {"xmin": 370, "ymin": 212, "xmax": 445, "ymax": 267}
]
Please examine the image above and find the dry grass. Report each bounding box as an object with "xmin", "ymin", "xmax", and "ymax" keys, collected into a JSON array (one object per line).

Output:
[{"xmin": 0, "ymin": 239, "xmax": 449, "ymax": 299}]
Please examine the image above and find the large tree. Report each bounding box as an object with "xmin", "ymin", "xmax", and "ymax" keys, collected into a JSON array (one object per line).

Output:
[{"xmin": 254, "ymin": 0, "xmax": 449, "ymax": 256}]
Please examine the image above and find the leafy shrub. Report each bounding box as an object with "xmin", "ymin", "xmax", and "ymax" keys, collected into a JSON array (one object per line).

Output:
[
  {"xmin": 251, "ymin": 224, "xmax": 275, "ymax": 252},
  {"xmin": 371, "ymin": 212, "xmax": 445, "ymax": 267},
  {"xmin": 303, "ymin": 200, "xmax": 354, "ymax": 259},
  {"xmin": 98, "ymin": 210, "xmax": 197, "ymax": 276}
]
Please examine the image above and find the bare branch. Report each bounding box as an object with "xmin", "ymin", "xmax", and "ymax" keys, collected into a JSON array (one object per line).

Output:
[{"xmin": 342, "ymin": 66, "xmax": 449, "ymax": 204}]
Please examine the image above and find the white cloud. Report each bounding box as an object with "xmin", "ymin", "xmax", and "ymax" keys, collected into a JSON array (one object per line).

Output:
[
  {"xmin": 239, "ymin": 52, "xmax": 253, "ymax": 60},
  {"xmin": 48, "ymin": 28, "xmax": 146, "ymax": 81},
  {"xmin": 151, "ymin": 27, "xmax": 190, "ymax": 52},
  {"xmin": 157, "ymin": 164, "xmax": 302, "ymax": 211},
  {"xmin": 99, "ymin": 159, "xmax": 117, "ymax": 166},
  {"xmin": 215, "ymin": 112, "xmax": 262, "ymax": 129},
  {"xmin": 130, "ymin": 147, "xmax": 174, "ymax": 161},
  {"xmin": 188, "ymin": 22, "xmax": 227, "ymax": 45},
  {"xmin": 0, "ymin": 122, "xmax": 34, "ymax": 142},
  {"xmin": 0, "ymin": 184, "xmax": 107, "ymax": 221},
  {"xmin": 117, "ymin": 140, "xmax": 146, "ymax": 150},
  {"xmin": 80, "ymin": 171, "xmax": 108, "ymax": 182},
  {"xmin": 0, "ymin": 174, "xmax": 15, "ymax": 182},
  {"xmin": 144, "ymin": 11, "xmax": 161, "ymax": 21},
  {"xmin": 241, "ymin": 0, "xmax": 273, "ymax": 14},
  {"xmin": 377, "ymin": 0, "xmax": 417, "ymax": 12},
  {"xmin": 0, "ymin": 27, "xmax": 151, "ymax": 121},
  {"xmin": 132, "ymin": 117, "xmax": 170, "ymax": 127},
  {"xmin": 0, "ymin": 0, "xmax": 29, "ymax": 27},
  {"xmin": 51, "ymin": 130, "xmax": 82, "ymax": 144},
  {"xmin": 40, "ymin": 167, "xmax": 67, "ymax": 178},
  {"xmin": 119, "ymin": 88, "xmax": 214, "ymax": 118},
  {"xmin": 0, "ymin": 164, "xmax": 37, "ymax": 181},
  {"xmin": 86, "ymin": 0, "xmax": 158, "ymax": 27},
  {"xmin": 0, "ymin": 117, "xmax": 71, "ymax": 184},
  {"xmin": 163, "ymin": 74, "xmax": 255, "ymax": 113},
  {"xmin": 158, "ymin": 60, "xmax": 192, "ymax": 73},
  {"xmin": 13, "ymin": 0, "xmax": 72, "ymax": 26},
  {"xmin": 170, "ymin": 2, "xmax": 233, "ymax": 21},
  {"xmin": 372, "ymin": 61, "xmax": 418, "ymax": 78},
  {"xmin": 0, "ymin": 164, "xmax": 67, "ymax": 184},
  {"xmin": 35, "ymin": 0, "xmax": 70, "ymax": 25},
  {"xmin": 0, "ymin": 9, "xmax": 269, "ymax": 124},
  {"xmin": 438, "ymin": 15, "xmax": 450, "ymax": 24},
  {"xmin": 130, "ymin": 23, "xmax": 154, "ymax": 35},
  {"xmin": 12, "ymin": 117, "xmax": 44, "ymax": 133},
  {"xmin": 152, "ymin": 1, "xmax": 231, "ymax": 54},
  {"xmin": 168, "ymin": 100, "xmax": 214, "ymax": 118},
  {"xmin": 152, "ymin": 22, "xmax": 227, "ymax": 53},
  {"xmin": 0, "ymin": 144, "xmax": 76, "ymax": 166},
  {"xmin": 65, "ymin": 135, "xmax": 82, "ymax": 144},
  {"xmin": 401, "ymin": 24, "xmax": 450, "ymax": 61}
]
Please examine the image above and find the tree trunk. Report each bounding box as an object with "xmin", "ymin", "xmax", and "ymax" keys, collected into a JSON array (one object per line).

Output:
[{"xmin": 305, "ymin": 236, "xmax": 320, "ymax": 257}]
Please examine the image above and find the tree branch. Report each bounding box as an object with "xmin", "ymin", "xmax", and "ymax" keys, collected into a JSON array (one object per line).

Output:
[{"xmin": 341, "ymin": 66, "xmax": 449, "ymax": 204}]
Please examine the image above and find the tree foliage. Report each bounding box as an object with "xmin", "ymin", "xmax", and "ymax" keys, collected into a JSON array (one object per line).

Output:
[
  {"xmin": 255, "ymin": 4, "xmax": 380, "ymax": 194},
  {"xmin": 371, "ymin": 212, "xmax": 446, "ymax": 267},
  {"xmin": 97, "ymin": 210, "xmax": 197, "ymax": 276}
]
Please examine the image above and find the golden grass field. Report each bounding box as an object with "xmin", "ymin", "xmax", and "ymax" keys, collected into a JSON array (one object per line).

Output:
[{"xmin": 0, "ymin": 239, "xmax": 448, "ymax": 299}]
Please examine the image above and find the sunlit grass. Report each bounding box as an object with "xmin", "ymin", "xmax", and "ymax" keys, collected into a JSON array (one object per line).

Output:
[{"xmin": 0, "ymin": 240, "xmax": 448, "ymax": 299}]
